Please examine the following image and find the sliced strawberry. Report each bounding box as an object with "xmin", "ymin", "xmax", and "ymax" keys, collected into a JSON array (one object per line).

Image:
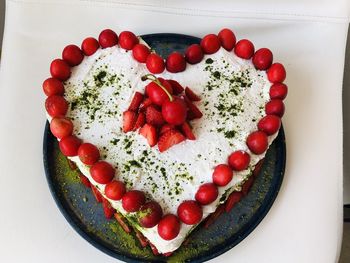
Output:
[
  {"xmin": 185, "ymin": 87, "xmax": 201, "ymax": 101},
  {"xmin": 91, "ymin": 185, "xmax": 103, "ymax": 203},
  {"xmin": 160, "ymin": 124, "xmax": 175, "ymax": 135},
  {"xmin": 139, "ymin": 124, "xmax": 157, "ymax": 147},
  {"xmin": 102, "ymin": 197, "xmax": 115, "ymax": 219},
  {"xmin": 184, "ymin": 97, "xmax": 203, "ymax": 120},
  {"xmin": 79, "ymin": 173, "xmax": 91, "ymax": 188},
  {"xmin": 158, "ymin": 77, "xmax": 173, "ymax": 94},
  {"xmin": 135, "ymin": 230, "xmax": 148, "ymax": 248},
  {"xmin": 139, "ymin": 98, "xmax": 153, "ymax": 111},
  {"xmin": 204, "ymin": 204, "xmax": 225, "ymax": 228},
  {"xmin": 242, "ymin": 176, "xmax": 255, "ymax": 196},
  {"xmin": 181, "ymin": 122, "xmax": 196, "ymax": 140},
  {"xmin": 133, "ymin": 112, "xmax": 146, "ymax": 131},
  {"xmin": 67, "ymin": 158, "xmax": 77, "ymax": 170},
  {"xmin": 149, "ymin": 242, "xmax": 160, "ymax": 256},
  {"xmin": 225, "ymin": 191, "xmax": 243, "ymax": 212},
  {"xmin": 163, "ymin": 252, "xmax": 173, "ymax": 257},
  {"xmin": 167, "ymin": 79, "xmax": 184, "ymax": 95},
  {"xmin": 145, "ymin": 106, "xmax": 165, "ymax": 126},
  {"xmin": 253, "ymin": 159, "xmax": 265, "ymax": 178},
  {"xmin": 158, "ymin": 130, "xmax": 185, "ymax": 152},
  {"xmin": 187, "ymin": 103, "xmax": 203, "ymax": 120},
  {"xmin": 114, "ymin": 213, "xmax": 131, "ymax": 233},
  {"xmin": 123, "ymin": 111, "xmax": 137, "ymax": 133},
  {"xmin": 128, "ymin": 92, "xmax": 144, "ymax": 111}
]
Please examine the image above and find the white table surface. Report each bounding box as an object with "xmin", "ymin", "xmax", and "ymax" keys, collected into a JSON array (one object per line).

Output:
[{"xmin": 0, "ymin": 0, "xmax": 349, "ymax": 262}]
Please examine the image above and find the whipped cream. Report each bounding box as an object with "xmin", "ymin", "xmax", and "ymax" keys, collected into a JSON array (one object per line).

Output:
[{"xmin": 50, "ymin": 41, "xmax": 277, "ymax": 253}]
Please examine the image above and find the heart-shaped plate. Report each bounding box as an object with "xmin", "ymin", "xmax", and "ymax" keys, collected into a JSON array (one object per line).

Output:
[{"xmin": 43, "ymin": 33, "xmax": 286, "ymax": 262}]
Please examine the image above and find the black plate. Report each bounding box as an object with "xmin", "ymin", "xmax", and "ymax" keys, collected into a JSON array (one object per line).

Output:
[{"xmin": 43, "ymin": 33, "xmax": 286, "ymax": 263}]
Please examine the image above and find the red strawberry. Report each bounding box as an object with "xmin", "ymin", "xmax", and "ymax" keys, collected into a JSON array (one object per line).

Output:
[
  {"xmin": 139, "ymin": 98, "xmax": 153, "ymax": 111},
  {"xmin": 185, "ymin": 87, "xmax": 201, "ymax": 101},
  {"xmin": 204, "ymin": 204, "xmax": 225, "ymax": 228},
  {"xmin": 91, "ymin": 185, "xmax": 103, "ymax": 203},
  {"xmin": 158, "ymin": 130, "xmax": 185, "ymax": 152},
  {"xmin": 181, "ymin": 122, "xmax": 196, "ymax": 140},
  {"xmin": 122, "ymin": 111, "xmax": 137, "ymax": 133},
  {"xmin": 114, "ymin": 213, "xmax": 131, "ymax": 233},
  {"xmin": 149, "ymin": 243, "xmax": 160, "ymax": 256},
  {"xmin": 160, "ymin": 124, "xmax": 175, "ymax": 135},
  {"xmin": 184, "ymin": 98, "xmax": 203, "ymax": 120},
  {"xmin": 135, "ymin": 230, "xmax": 148, "ymax": 248},
  {"xmin": 146, "ymin": 106, "xmax": 165, "ymax": 126},
  {"xmin": 225, "ymin": 191, "xmax": 242, "ymax": 212},
  {"xmin": 102, "ymin": 197, "xmax": 115, "ymax": 219},
  {"xmin": 79, "ymin": 173, "xmax": 91, "ymax": 188},
  {"xmin": 242, "ymin": 177, "xmax": 255, "ymax": 196},
  {"xmin": 133, "ymin": 112, "xmax": 146, "ymax": 131},
  {"xmin": 167, "ymin": 79, "xmax": 184, "ymax": 95},
  {"xmin": 139, "ymin": 124, "xmax": 157, "ymax": 147},
  {"xmin": 128, "ymin": 92, "xmax": 144, "ymax": 111},
  {"xmin": 158, "ymin": 78, "xmax": 173, "ymax": 94}
]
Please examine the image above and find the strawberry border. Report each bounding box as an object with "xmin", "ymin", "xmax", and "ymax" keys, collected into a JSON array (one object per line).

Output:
[{"xmin": 44, "ymin": 29, "xmax": 288, "ymax": 251}]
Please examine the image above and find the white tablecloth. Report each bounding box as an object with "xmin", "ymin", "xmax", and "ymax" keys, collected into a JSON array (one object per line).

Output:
[{"xmin": 0, "ymin": 0, "xmax": 349, "ymax": 262}]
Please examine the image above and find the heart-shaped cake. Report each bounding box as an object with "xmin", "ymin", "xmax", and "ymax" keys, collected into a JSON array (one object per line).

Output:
[{"xmin": 44, "ymin": 28, "xmax": 287, "ymax": 255}]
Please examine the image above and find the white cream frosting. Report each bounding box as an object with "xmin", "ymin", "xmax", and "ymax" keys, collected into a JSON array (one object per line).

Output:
[{"xmin": 48, "ymin": 40, "xmax": 278, "ymax": 253}]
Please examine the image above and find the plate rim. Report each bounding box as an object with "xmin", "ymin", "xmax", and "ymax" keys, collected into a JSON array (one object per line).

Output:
[{"xmin": 43, "ymin": 32, "xmax": 286, "ymax": 263}]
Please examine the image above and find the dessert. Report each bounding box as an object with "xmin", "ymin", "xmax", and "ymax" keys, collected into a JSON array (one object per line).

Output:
[{"xmin": 43, "ymin": 28, "xmax": 287, "ymax": 255}]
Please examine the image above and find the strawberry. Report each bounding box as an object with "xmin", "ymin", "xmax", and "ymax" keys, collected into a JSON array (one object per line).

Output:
[
  {"xmin": 135, "ymin": 230, "xmax": 148, "ymax": 248},
  {"xmin": 67, "ymin": 158, "xmax": 77, "ymax": 170},
  {"xmin": 185, "ymin": 87, "xmax": 201, "ymax": 101},
  {"xmin": 204, "ymin": 204, "xmax": 225, "ymax": 228},
  {"xmin": 78, "ymin": 173, "xmax": 91, "ymax": 188},
  {"xmin": 91, "ymin": 185, "xmax": 103, "ymax": 203},
  {"xmin": 114, "ymin": 213, "xmax": 131, "ymax": 233},
  {"xmin": 160, "ymin": 124, "xmax": 175, "ymax": 135},
  {"xmin": 225, "ymin": 191, "xmax": 242, "ymax": 212},
  {"xmin": 139, "ymin": 97, "xmax": 153, "ymax": 111},
  {"xmin": 158, "ymin": 78, "xmax": 173, "ymax": 94},
  {"xmin": 133, "ymin": 112, "xmax": 146, "ymax": 131},
  {"xmin": 122, "ymin": 111, "xmax": 137, "ymax": 133},
  {"xmin": 149, "ymin": 242, "xmax": 160, "ymax": 256},
  {"xmin": 158, "ymin": 130, "xmax": 185, "ymax": 152},
  {"xmin": 167, "ymin": 79, "xmax": 184, "ymax": 95},
  {"xmin": 139, "ymin": 124, "xmax": 157, "ymax": 147},
  {"xmin": 146, "ymin": 106, "xmax": 165, "ymax": 126},
  {"xmin": 102, "ymin": 197, "xmax": 115, "ymax": 219},
  {"xmin": 181, "ymin": 122, "xmax": 196, "ymax": 140},
  {"xmin": 185, "ymin": 99, "xmax": 203, "ymax": 120},
  {"xmin": 128, "ymin": 92, "xmax": 144, "ymax": 111},
  {"xmin": 242, "ymin": 176, "xmax": 255, "ymax": 196},
  {"xmin": 163, "ymin": 252, "xmax": 173, "ymax": 257}
]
